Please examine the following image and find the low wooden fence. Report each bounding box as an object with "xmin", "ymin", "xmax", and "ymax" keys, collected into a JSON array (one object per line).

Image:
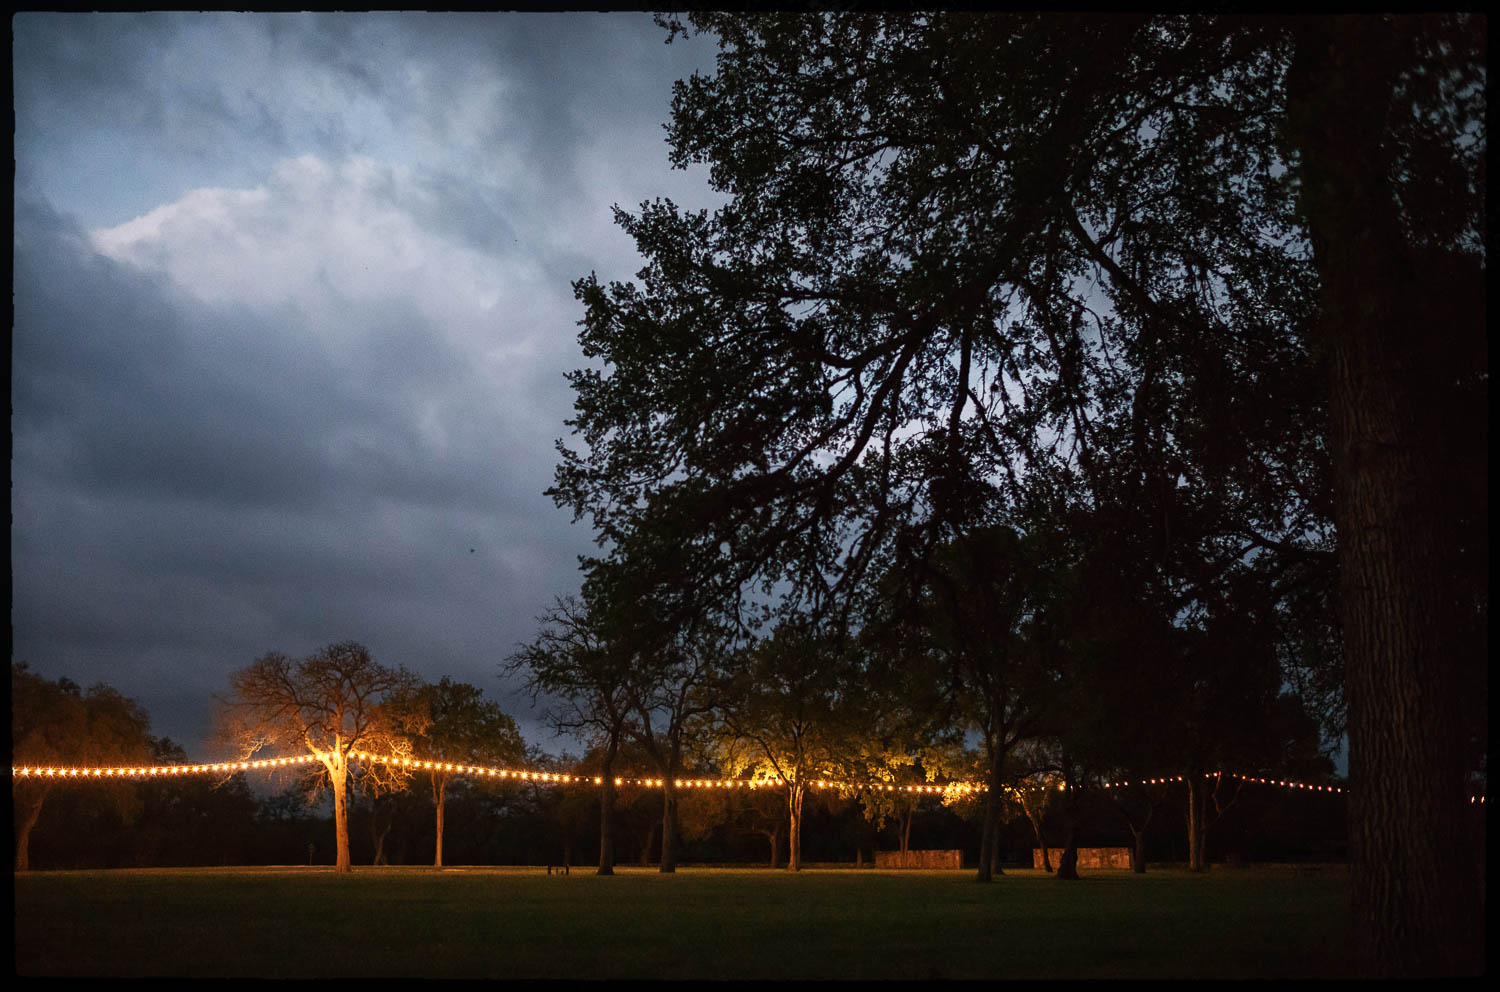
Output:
[
  {"xmin": 1033, "ymin": 847, "xmax": 1132, "ymax": 869},
  {"xmin": 874, "ymin": 849, "xmax": 963, "ymax": 869}
]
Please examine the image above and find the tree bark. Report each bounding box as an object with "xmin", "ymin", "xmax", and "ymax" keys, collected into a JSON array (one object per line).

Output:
[
  {"xmin": 434, "ymin": 778, "xmax": 446, "ymax": 868},
  {"xmin": 977, "ymin": 749, "xmax": 1005, "ymax": 881},
  {"xmin": 13, "ymin": 789, "xmax": 47, "ymax": 871},
  {"xmin": 659, "ymin": 759, "xmax": 680, "ymax": 873},
  {"xmin": 1288, "ymin": 18, "xmax": 1483, "ymax": 976},
  {"xmin": 1186, "ymin": 776, "xmax": 1207, "ymax": 873},
  {"xmin": 331, "ymin": 763, "xmax": 351, "ymax": 872},
  {"xmin": 597, "ymin": 744, "xmax": 618, "ymax": 875},
  {"xmin": 1022, "ymin": 792, "xmax": 1051, "ymax": 871},
  {"xmin": 640, "ymin": 820, "xmax": 659, "ymax": 866},
  {"xmin": 1130, "ymin": 826, "xmax": 1148, "ymax": 875},
  {"xmin": 371, "ymin": 814, "xmax": 392, "ymax": 866},
  {"xmin": 1055, "ymin": 822, "xmax": 1080, "ymax": 880},
  {"xmin": 758, "ymin": 825, "xmax": 780, "ymax": 869},
  {"xmin": 788, "ymin": 783, "xmax": 805, "ymax": 871}
]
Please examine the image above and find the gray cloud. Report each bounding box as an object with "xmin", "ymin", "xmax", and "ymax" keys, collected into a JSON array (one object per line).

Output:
[{"xmin": 11, "ymin": 12, "xmax": 725, "ymax": 756}]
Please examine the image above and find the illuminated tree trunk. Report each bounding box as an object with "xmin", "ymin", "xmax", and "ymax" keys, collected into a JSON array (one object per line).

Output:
[
  {"xmin": 330, "ymin": 759, "xmax": 351, "ymax": 872},
  {"xmin": 1288, "ymin": 19, "xmax": 1484, "ymax": 975},
  {"xmin": 787, "ymin": 782, "xmax": 805, "ymax": 872}
]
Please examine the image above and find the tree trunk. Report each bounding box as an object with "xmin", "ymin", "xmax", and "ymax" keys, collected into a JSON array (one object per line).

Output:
[
  {"xmin": 901, "ymin": 805, "xmax": 913, "ymax": 857},
  {"xmin": 659, "ymin": 773, "xmax": 679, "ymax": 873},
  {"xmin": 1130, "ymin": 826, "xmax": 1148, "ymax": 874},
  {"xmin": 1186, "ymin": 776, "xmax": 1207, "ymax": 872},
  {"xmin": 331, "ymin": 764, "xmax": 351, "ymax": 872},
  {"xmin": 434, "ymin": 778, "xmax": 446, "ymax": 868},
  {"xmin": 977, "ymin": 749, "xmax": 1005, "ymax": 882},
  {"xmin": 639, "ymin": 819, "xmax": 659, "ymax": 867},
  {"xmin": 597, "ymin": 746, "xmax": 618, "ymax": 876},
  {"xmin": 788, "ymin": 783, "xmax": 804, "ymax": 872},
  {"xmin": 1287, "ymin": 18, "xmax": 1484, "ymax": 977},
  {"xmin": 1024, "ymin": 794, "xmax": 1051, "ymax": 871},
  {"xmin": 371, "ymin": 814, "xmax": 392, "ymax": 866},
  {"xmin": 13, "ymin": 789, "xmax": 46, "ymax": 871},
  {"xmin": 1055, "ymin": 823, "xmax": 1080, "ymax": 881}
]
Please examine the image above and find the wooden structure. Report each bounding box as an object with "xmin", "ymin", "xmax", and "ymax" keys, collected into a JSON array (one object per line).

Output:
[
  {"xmin": 875, "ymin": 849, "xmax": 964, "ymax": 869},
  {"xmin": 1033, "ymin": 847, "xmax": 1132, "ymax": 869}
]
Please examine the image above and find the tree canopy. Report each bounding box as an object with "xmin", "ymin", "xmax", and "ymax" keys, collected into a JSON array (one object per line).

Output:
[
  {"xmin": 412, "ymin": 677, "xmax": 526, "ymax": 867},
  {"xmin": 551, "ymin": 12, "xmax": 1484, "ymax": 976},
  {"xmin": 215, "ymin": 642, "xmax": 426, "ymax": 872},
  {"xmin": 12, "ymin": 663, "xmax": 155, "ymax": 870}
]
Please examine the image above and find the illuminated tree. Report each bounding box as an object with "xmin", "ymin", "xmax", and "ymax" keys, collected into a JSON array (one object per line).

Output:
[
  {"xmin": 411, "ymin": 678, "xmax": 526, "ymax": 867},
  {"xmin": 717, "ymin": 623, "xmax": 874, "ymax": 872},
  {"xmin": 215, "ymin": 642, "xmax": 426, "ymax": 873},
  {"xmin": 12, "ymin": 663, "xmax": 153, "ymax": 871}
]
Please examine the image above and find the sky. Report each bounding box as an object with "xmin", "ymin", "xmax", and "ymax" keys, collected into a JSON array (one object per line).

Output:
[{"xmin": 11, "ymin": 12, "xmax": 727, "ymax": 757}]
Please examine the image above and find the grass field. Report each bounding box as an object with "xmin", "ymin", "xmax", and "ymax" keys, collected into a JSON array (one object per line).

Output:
[{"xmin": 12, "ymin": 864, "xmax": 1354, "ymax": 979}]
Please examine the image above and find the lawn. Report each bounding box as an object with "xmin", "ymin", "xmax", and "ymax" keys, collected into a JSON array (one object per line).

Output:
[{"xmin": 12, "ymin": 864, "xmax": 1353, "ymax": 979}]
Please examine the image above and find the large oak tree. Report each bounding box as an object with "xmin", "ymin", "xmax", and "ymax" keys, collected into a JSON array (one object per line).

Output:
[{"xmin": 552, "ymin": 13, "xmax": 1484, "ymax": 975}]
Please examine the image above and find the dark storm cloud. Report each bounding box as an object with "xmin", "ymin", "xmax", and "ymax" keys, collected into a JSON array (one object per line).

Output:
[
  {"xmin": 11, "ymin": 12, "xmax": 724, "ymax": 755},
  {"xmin": 11, "ymin": 195, "xmax": 590, "ymax": 749}
]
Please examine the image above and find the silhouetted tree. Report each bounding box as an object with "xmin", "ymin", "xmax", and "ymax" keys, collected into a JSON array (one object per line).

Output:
[
  {"xmin": 411, "ymin": 678, "xmax": 526, "ymax": 866},
  {"xmin": 506, "ymin": 594, "xmax": 633, "ymax": 875},
  {"xmin": 12, "ymin": 663, "xmax": 153, "ymax": 870},
  {"xmin": 552, "ymin": 13, "xmax": 1482, "ymax": 972}
]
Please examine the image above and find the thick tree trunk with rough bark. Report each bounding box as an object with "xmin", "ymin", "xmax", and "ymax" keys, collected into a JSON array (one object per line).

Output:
[
  {"xmin": 331, "ymin": 764, "xmax": 351, "ymax": 872},
  {"xmin": 1288, "ymin": 18, "xmax": 1484, "ymax": 977}
]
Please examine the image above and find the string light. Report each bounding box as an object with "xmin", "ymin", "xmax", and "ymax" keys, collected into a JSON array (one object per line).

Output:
[{"xmin": 12, "ymin": 755, "xmax": 1483, "ymax": 805}]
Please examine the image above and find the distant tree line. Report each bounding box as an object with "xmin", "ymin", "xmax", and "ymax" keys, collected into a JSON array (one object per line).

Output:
[{"xmin": 14, "ymin": 659, "xmax": 1356, "ymax": 872}]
